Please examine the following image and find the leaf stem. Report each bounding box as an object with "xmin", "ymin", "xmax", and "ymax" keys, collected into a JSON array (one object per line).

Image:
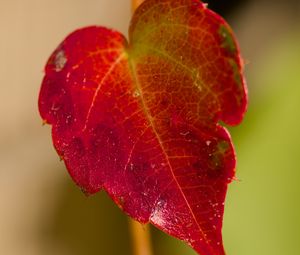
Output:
[
  {"xmin": 129, "ymin": 218, "xmax": 153, "ymax": 255},
  {"xmin": 131, "ymin": 0, "xmax": 145, "ymax": 12}
]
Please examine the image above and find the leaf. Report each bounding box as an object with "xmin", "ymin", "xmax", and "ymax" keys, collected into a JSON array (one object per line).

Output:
[{"xmin": 38, "ymin": 0, "xmax": 247, "ymax": 254}]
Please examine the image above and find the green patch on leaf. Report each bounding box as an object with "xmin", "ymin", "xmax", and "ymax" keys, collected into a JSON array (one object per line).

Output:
[
  {"xmin": 219, "ymin": 25, "xmax": 237, "ymax": 54},
  {"xmin": 229, "ymin": 58, "xmax": 243, "ymax": 88}
]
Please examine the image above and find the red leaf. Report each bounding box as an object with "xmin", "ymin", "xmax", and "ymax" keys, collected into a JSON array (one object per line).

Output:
[{"xmin": 38, "ymin": 0, "xmax": 247, "ymax": 254}]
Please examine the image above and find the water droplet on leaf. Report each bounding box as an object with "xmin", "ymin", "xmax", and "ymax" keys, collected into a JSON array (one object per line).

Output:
[{"xmin": 133, "ymin": 89, "xmax": 140, "ymax": 98}]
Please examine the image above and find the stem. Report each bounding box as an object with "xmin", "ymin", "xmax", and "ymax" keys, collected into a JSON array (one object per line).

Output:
[
  {"xmin": 129, "ymin": 218, "xmax": 153, "ymax": 255},
  {"xmin": 129, "ymin": 1, "xmax": 153, "ymax": 255},
  {"xmin": 131, "ymin": 0, "xmax": 145, "ymax": 12}
]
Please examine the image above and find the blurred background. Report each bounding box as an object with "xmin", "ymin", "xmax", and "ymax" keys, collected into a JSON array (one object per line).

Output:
[{"xmin": 0, "ymin": 0, "xmax": 300, "ymax": 254}]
